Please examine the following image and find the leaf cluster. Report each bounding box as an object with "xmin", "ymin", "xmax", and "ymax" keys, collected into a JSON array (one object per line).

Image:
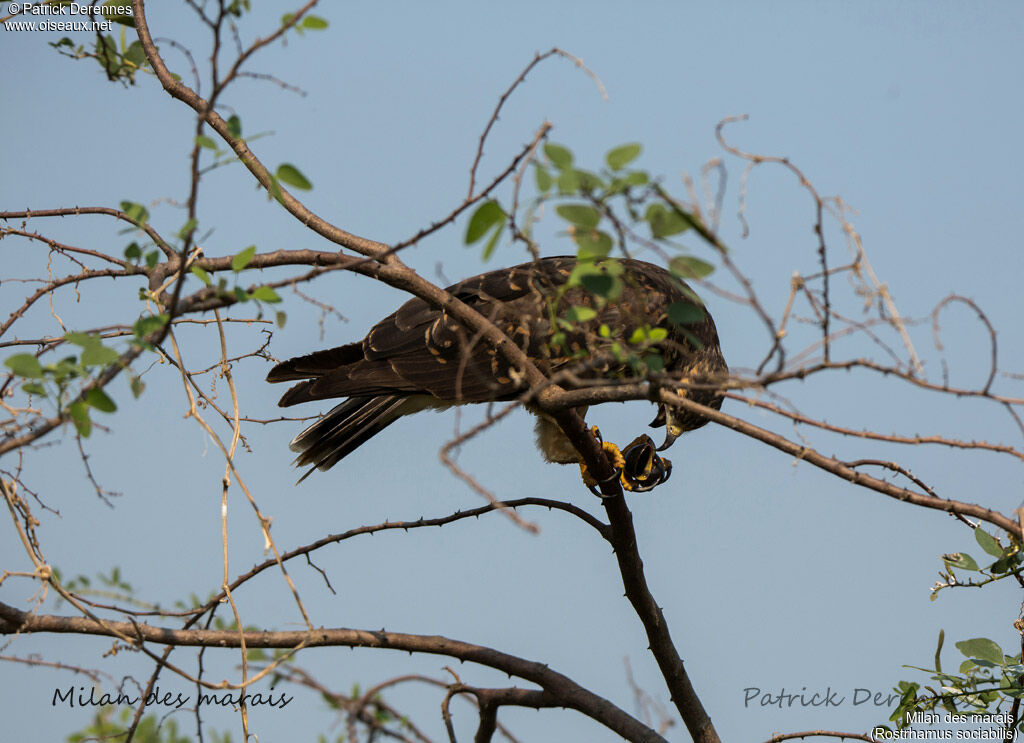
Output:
[
  {"xmin": 934, "ymin": 527, "xmax": 1022, "ymax": 595},
  {"xmin": 69, "ymin": 705, "xmax": 203, "ymax": 743},
  {"xmin": 49, "ymin": 4, "xmax": 148, "ymax": 87},
  {"xmin": 464, "ymin": 141, "xmax": 718, "ymax": 377},
  {"xmin": 889, "ymin": 631, "xmax": 1024, "ymax": 731}
]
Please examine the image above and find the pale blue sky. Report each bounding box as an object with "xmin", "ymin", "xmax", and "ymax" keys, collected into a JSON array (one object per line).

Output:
[{"xmin": 2, "ymin": 2, "xmax": 1024, "ymax": 741}]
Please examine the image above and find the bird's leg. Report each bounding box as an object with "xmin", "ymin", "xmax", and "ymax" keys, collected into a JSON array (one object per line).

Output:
[
  {"xmin": 619, "ymin": 434, "xmax": 673, "ymax": 492},
  {"xmin": 580, "ymin": 426, "xmax": 626, "ymax": 497}
]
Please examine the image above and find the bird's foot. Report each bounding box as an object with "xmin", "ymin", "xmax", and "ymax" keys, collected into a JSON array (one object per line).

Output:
[
  {"xmin": 619, "ymin": 434, "xmax": 672, "ymax": 492},
  {"xmin": 580, "ymin": 428, "xmax": 672, "ymax": 496}
]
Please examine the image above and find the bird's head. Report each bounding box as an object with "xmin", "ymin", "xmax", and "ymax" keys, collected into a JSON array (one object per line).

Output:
[
  {"xmin": 648, "ymin": 403, "xmax": 687, "ymax": 451},
  {"xmin": 647, "ymin": 384, "xmax": 725, "ymax": 451},
  {"xmin": 647, "ymin": 339, "xmax": 729, "ymax": 450}
]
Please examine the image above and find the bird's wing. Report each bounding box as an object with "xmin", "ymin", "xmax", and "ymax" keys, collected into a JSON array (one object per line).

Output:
[
  {"xmin": 268, "ymin": 255, "xmax": 724, "ymax": 408},
  {"xmin": 268, "ymin": 257, "xmax": 577, "ymax": 407}
]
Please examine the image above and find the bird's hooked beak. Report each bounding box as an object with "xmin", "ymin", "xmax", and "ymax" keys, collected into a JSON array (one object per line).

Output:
[{"xmin": 648, "ymin": 404, "xmax": 684, "ymax": 452}]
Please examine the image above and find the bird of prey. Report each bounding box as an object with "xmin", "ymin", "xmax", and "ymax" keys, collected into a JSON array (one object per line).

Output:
[{"xmin": 267, "ymin": 255, "xmax": 726, "ymax": 492}]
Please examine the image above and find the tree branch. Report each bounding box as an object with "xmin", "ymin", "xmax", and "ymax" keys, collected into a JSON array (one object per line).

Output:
[
  {"xmin": 0, "ymin": 601, "xmax": 665, "ymax": 743},
  {"xmin": 550, "ymin": 409, "xmax": 721, "ymax": 743}
]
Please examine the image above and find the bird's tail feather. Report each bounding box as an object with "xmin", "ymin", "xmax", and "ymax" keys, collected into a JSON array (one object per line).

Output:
[{"xmin": 290, "ymin": 395, "xmax": 410, "ymax": 482}]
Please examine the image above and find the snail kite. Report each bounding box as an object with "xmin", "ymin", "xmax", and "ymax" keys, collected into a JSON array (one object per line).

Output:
[{"xmin": 267, "ymin": 256, "xmax": 726, "ymax": 492}]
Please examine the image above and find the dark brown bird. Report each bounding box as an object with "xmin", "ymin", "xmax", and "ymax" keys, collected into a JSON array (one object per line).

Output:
[{"xmin": 267, "ymin": 256, "xmax": 726, "ymax": 490}]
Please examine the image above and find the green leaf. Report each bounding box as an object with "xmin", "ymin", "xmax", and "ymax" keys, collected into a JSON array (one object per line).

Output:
[
  {"xmin": 644, "ymin": 353, "xmax": 664, "ymax": 373},
  {"xmin": 84, "ymin": 388, "xmax": 117, "ymax": 413},
  {"xmin": 481, "ymin": 221, "xmax": 503, "ymax": 260},
  {"xmin": 124, "ymin": 242, "xmax": 142, "ymax": 261},
  {"xmin": 574, "ymin": 229, "xmax": 613, "ymax": 260},
  {"xmin": 124, "ymin": 41, "xmax": 145, "ymax": 68},
  {"xmin": 647, "ymin": 203, "xmax": 692, "ymax": 239},
  {"xmin": 68, "ymin": 400, "xmax": 92, "ymax": 438},
  {"xmin": 955, "ymin": 638, "xmax": 1004, "ymax": 666},
  {"xmin": 628, "ymin": 327, "xmax": 667, "ymax": 345},
  {"xmin": 580, "ymin": 272, "xmax": 616, "ymax": 299},
  {"xmin": 670, "ymin": 256, "xmax": 715, "ymax": 279},
  {"xmin": 990, "ymin": 554, "xmax": 1021, "ymax": 574},
  {"xmin": 667, "ymin": 301, "xmax": 706, "ymax": 326},
  {"xmin": 232, "ymin": 245, "xmax": 257, "ymax": 272},
  {"xmin": 5, "ymin": 354, "xmax": 44, "ymax": 379},
  {"xmin": 535, "ymin": 165, "xmax": 553, "ymax": 193},
  {"xmin": 544, "ymin": 143, "xmax": 573, "ymax": 170},
  {"xmin": 120, "ymin": 200, "xmax": 150, "ymax": 226},
  {"xmin": 81, "ymin": 343, "xmax": 120, "ymax": 367},
  {"xmin": 226, "ymin": 115, "xmax": 243, "ymax": 139},
  {"xmin": 22, "ymin": 382, "xmax": 46, "ymax": 396},
  {"xmin": 574, "ymin": 169, "xmax": 604, "ymax": 191},
  {"xmin": 177, "ymin": 218, "xmax": 198, "ymax": 240},
  {"xmin": 144, "ymin": 250, "xmax": 159, "ymax": 269},
  {"xmin": 275, "ymin": 311, "xmax": 287, "ymax": 329},
  {"xmin": 65, "ymin": 332, "xmax": 95, "ymax": 348},
  {"xmin": 567, "ymin": 259, "xmax": 621, "ymax": 300},
  {"xmin": 102, "ymin": 3, "xmax": 134, "ymax": 27},
  {"xmin": 130, "ymin": 376, "xmax": 146, "ymax": 399},
  {"xmin": 606, "ymin": 143, "xmax": 641, "ymax": 171},
  {"xmin": 565, "ymin": 306, "xmax": 597, "ymax": 323},
  {"xmin": 68, "ymin": 331, "xmax": 120, "ymax": 365},
  {"xmin": 52, "ymin": 357, "xmax": 81, "ymax": 379},
  {"xmin": 556, "ymin": 204, "xmax": 601, "ymax": 229},
  {"xmin": 234, "ymin": 287, "xmax": 250, "ymax": 303},
  {"xmin": 133, "ymin": 314, "xmax": 168, "ymax": 338},
  {"xmin": 942, "ymin": 552, "xmax": 980, "ymax": 571},
  {"xmin": 974, "ymin": 528, "xmax": 1003, "ymax": 558},
  {"xmin": 275, "ymin": 163, "xmax": 312, "ymax": 190},
  {"xmin": 98, "ymin": 34, "xmax": 119, "ymax": 75},
  {"xmin": 302, "ymin": 15, "xmax": 328, "ymax": 29},
  {"xmin": 250, "ymin": 286, "xmax": 282, "ymax": 303},
  {"xmin": 191, "ymin": 265, "xmax": 212, "ymax": 286},
  {"xmin": 195, "ymin": 135, "xmax": 218, "ymax": 150},
  {"xmin": 556, "ymin": 169, "xmax": 580, "ymax": 194},
  {"xmin": 267, "ymin": 176, "xmax": 284, "ymax": 203},
  {"xmin": 465, "ymin": 200, "xmax": 504, "ymax": 245}
]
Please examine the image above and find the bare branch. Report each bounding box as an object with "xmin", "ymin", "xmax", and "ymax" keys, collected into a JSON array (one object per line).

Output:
[{"xmin": 0, "ymin": 600, "xmax": 665, "ymax": 743}]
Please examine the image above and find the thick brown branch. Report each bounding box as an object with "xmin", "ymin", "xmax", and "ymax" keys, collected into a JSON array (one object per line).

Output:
[
  {"xmin": 0, "ymin": 601, "xmax": 664, "ymax": 743},
  {"xmin": 550, "ymin": 410, "xmax": 720, "ymax": 743}
]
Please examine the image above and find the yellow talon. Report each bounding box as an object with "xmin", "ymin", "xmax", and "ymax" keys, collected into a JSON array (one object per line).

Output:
[{"xmin": 581, "ymin": 430, "xmax": 674, "ymax": 495}]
